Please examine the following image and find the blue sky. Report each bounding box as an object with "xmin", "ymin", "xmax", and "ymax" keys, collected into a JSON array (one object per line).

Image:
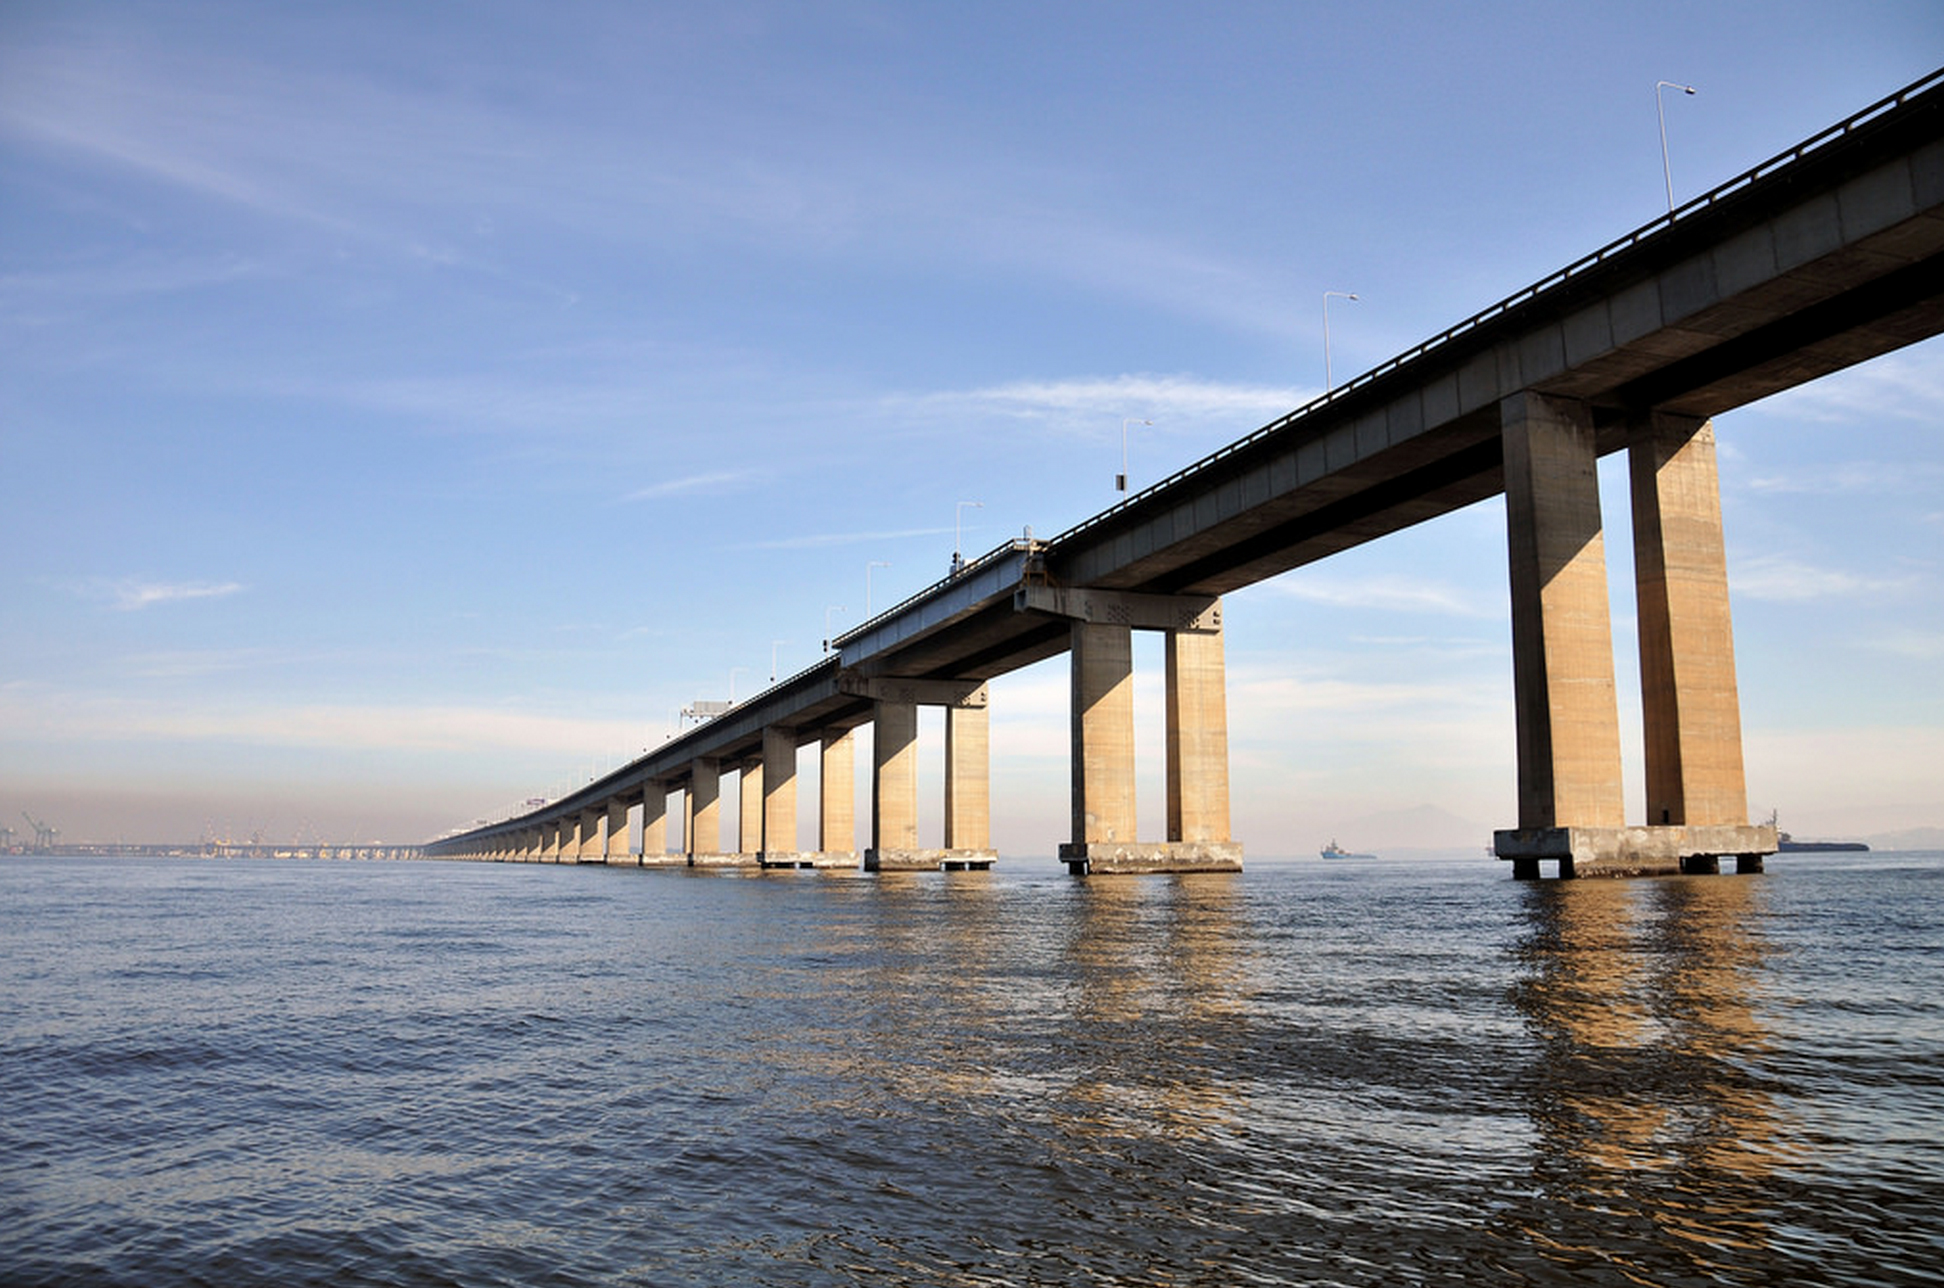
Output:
[{"xmin": 3, "ymin": 2, "xmax": 1940, "ymax": 853}]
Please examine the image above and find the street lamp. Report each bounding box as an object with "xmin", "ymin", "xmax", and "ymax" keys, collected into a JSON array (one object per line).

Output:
[
  {"xmin": 954, "ymin": 500, "xmax": 983, "ymax": 571},
  {"xmin": 867, "ymin": 561, "xmax": 890, "ymax": 616},
  {"xmin": 1323, "ymin": 291, "xmax": 1358, "ymax": 391},
  {"xmin": 770, "ymin": 640, "xmax": 788, "ymax": 684},
  {"xmin": 823, "ymin": 604, "xmax": 846, "ymax": 653},
  {"xmin": 1118, "ymin": 418, "xmax": 1152, "ymax": 492},
  {"xmin": 728, "ymin": 667, "xmax": 745, "ymax": 703},
  {"xmin": 1657, "ymin": 80, "xmax": 1697, "ymax": 213}
]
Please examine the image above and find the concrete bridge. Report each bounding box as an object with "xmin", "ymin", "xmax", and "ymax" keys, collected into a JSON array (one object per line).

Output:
[{"xmin": 427, "ymin": 69, "xmax": 1944, "ymax": 878}]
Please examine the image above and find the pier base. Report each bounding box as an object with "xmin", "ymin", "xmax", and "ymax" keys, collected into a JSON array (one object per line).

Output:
[
  {"xmin": 1494, "ymin": 824, "xmax": 1776, "ymax": 878},
  {"xmin": 1058, "ymin": 841, "xmax": 1243, "ymax": 875},
  {"xmin": 688, "ymin": 851, "xmax": 762, "ymax": 869},
  {"xmin": 864, "ymin": 847, "xmax": 997, "ymax": 872}
]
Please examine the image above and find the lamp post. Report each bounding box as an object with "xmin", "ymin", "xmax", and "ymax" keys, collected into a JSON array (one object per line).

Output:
[
  {"xmin": 867, "ymin": 561, "xmax": 890, "ymax": 616},
  {"xmin": 1657, "ymin": 80, "xmax": 1696, "ymax": 213},
  {"xmin": 1118, "ymin": 418, "xmax": 1152, "ymax": 492},
  {"xmin": 823, "ymin": 605, "xmax": 846, "ymax": 653},
  {"xmin": 954, "ymin": 500, "xmax": 983, "ymax": 571},
  {"xmin": 770, "ymin": 640, "xmax": 788, "ymax": 684},
  {"xmin": 1323, "ymin": 291, "xmax": 1358, "ymax": 391},
  {"xmin": 728, "ymin": 667, "xmax": 745, "ymax": 703}
]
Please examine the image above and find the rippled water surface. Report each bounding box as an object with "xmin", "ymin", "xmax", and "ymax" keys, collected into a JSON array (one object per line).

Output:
[{"xmin": 3, "ymin": 852, "xmax": 1941, "ymax": 1286}]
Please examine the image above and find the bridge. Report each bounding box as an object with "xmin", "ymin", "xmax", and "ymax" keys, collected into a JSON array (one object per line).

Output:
[{"xmin": 427, "ymin": 69, "xmax": 1944, "ymax": 879}]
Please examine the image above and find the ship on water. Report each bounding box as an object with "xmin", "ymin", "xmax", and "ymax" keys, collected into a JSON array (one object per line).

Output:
[
  {"xmin": 1320, "ymin": 839, "xmax": 1377, "ymax": 860},
  {"xmin": 1767, "ymin": 810, "xmax": 1869, "ymax": 853}
]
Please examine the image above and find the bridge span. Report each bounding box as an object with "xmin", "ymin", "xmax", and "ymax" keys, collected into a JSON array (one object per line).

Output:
[{"xmin": 428, "ymin": 70, "xmax": 1944, "ymax": 878}]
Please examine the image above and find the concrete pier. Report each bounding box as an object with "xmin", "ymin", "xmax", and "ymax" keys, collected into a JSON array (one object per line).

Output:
[
  {"xmin": 816, "ymin": 728, "xmax": 859, "ymax": 868},
  {"xmin": 865, "ymin": 699, "xmax": 925, "ymax": 871},
  {"xmin": 1057, "ymin": 604, "xmax": 1241, "ymax": 874},
  {"xmin": 1495, "ymin": 395, "xmax": 1775, "ymax": 877}
]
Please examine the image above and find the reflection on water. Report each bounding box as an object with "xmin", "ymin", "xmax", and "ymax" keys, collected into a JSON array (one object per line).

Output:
[
  {"xmin": 1508, "ymin": 874, "xmax": 1795, "ymax": 1285},
  {"xmin": 5, "ymin": 854, "xmax": 1942, "ymax": 1287}
]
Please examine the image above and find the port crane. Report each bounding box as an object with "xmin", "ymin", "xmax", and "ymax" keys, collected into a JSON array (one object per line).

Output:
[{"xmin": 21, "ymin": 812, "xmax": 57, "ymax": 850}]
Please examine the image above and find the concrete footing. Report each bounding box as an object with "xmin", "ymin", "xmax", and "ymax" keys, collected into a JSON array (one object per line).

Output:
[
  {"xmin": 1058, "ymin": 841, "xmax": 1243, "ymax": 875},
  {"xmin": 864, "ymin": 847, "xmax": 997, "ymax": 872},
  {"xmin": 1495, "ymin": 824, "xmax": 1777, "ymax": 878},
  {"xmin": 757, "ymin": 850, "xmax": 857, "ymax": 870},
  {"xmin": 687, "ymin": 851, "xmax": 761, "ymax": 869}
]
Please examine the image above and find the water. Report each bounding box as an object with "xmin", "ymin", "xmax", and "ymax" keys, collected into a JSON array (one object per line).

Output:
[{"xmin": 2, "ymin": 852, "xmax": 1941, "ymax": 1287}]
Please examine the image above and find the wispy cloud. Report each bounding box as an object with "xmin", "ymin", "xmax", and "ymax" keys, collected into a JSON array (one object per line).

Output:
[
  {"xmin": 623, "ymin": 470, "xmax": 756, "ymax": 502},
  {"xmin": 1268, "ymin": 573, "xmax": 1500, "ymax": 618},
  {"xmin": 891, "ymin": 373, "xmax": 1309, "ymax": 437},
  {"xmin": 80, "ymin": 578, "xmax": 246, "ymax": 611},
  {"xmin": 734, "ymin": 525, "xmax": 952, "ymax": 551},
  {"xmin": 1733, "ymin": 555, "xmax": 1914, "ymax": 602},
  {"xmin": 0, "ymin": 685, "xmax": 645, "ymax": 757},
  {"xmin": 1753, "ymin": 350, "xmax": 1944, "ymax": 424},
  {"xmin": 1746, "ymin": 460, "xmax": 1944, "ymax": 495}
]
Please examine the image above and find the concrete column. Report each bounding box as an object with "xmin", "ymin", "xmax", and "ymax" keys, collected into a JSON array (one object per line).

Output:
[
  {"xmin": 1500, "ymin": 390, "xmax": 1625, "ymax": 831},
  {"xmin": 1630, "ymin": 414, "xmax": 1750, "ymax": 828},
  {"xmin": 820, "ymin": 728, "xmax": 856, "ymax": 859},
  {"xmin": 738, "ymin": 761, "xmax": 762, "ymax": 855},
  {"xmin": 1166, "ymin": 610, "xmax": 1231, "ymax": 844},
  {"xmin": 687, "ymin": 758, "xmax": 720, "ymax": 858},
  {"xmin": 605, "ymin": 797, "xmax": 632, "ymax": 863},
  {"xmin": 763, "ymin": 726, "xmax": 799, "ymax": 860},
  {"xmin": 872, "ymin": 700, "xmax": 920, "ymax": 853},
  {"xmin": 1070, "ymin": 619, "xmax": 1137, "ymax": 845},
  {"xmin": 944, "ymin": 704, "xmax": 990, "ymax": 850},
  {"xmin": 642, "ymin": 786, "xmax": 668, "ymax": 861},
  {"xmin": 579, "ymin": 808, "xmax": 602, "ymax": 860},
  {"xmin": 543, "ymin": 820, "xmax": 562, "ymax": 862}
]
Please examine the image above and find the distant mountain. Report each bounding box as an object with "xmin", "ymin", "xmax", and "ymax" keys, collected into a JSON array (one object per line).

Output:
[{"xmin": 1865, "ymin": 826, "xmax": 1944, "ymax": 852}]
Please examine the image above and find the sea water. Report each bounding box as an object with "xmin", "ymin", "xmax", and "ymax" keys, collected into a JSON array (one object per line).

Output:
[{"xmin": 2, "ymin": 851, "xmax": 1940, "ymax": 1286}]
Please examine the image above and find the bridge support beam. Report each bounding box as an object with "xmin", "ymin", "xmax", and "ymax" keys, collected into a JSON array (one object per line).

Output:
[
  {"xmin": 578, "ymin": 808, "xmax": 602, "ymax": 862},
  {"xmin": 738, "ymin": 760, "xmax": 762, "ymax": 858},
  {"xmin": 686, "ymin": 758, "xmax": 742, "ymax": 866},
  {"xmin": 641, "ymin": 785, "xmax": 679, "ymax": 865},
  {"xmin": 1058, "ymin": 612, "xmax": 1242, "ymax": 875},
  {"xmin": 817, "ymin": 728, "xmax": 859, "ymax": 868},
  {"xmin": 944, "ymin": 704, "xmax": 989, "ymax": 852},
  {"xmin": 760, "ymin": 726, "xmax": 813, "ymax": 868},
  {"xmin": 605, "ymin": 797, "xmax": 633, "ymax": 865},
  {"xmin": 1494, "ymin": 393, "xmax": 1775, "ymax": 877},
  {"xmin": 866, "ymin": 699, "xmax": 921, "ymax": 869}
]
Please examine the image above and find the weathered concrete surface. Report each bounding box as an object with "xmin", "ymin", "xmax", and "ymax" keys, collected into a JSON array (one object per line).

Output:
[
  {"xmin": 1495, "ymin": 823, "xmax": 1778, "ymax": 877},
  {"xmin": 1502, "ymin": 391, "xmax": 1626, "ymax": 831},
  {"xmin": 1631, "ymin": 414, "xmax": 1750, "ymax": 827},
  {"xmin": 944, "ymin": 704, "xmax": 990, "ymax": 850},
  {"xmin": 1070, "ymin": 620, "xmax": 1137, "ymax": 846},
  {"xmin": 1058, "ymin": 841, "xmax": 1245, "ymax": 874},
  {"xmin": 642, "ymin": 787, "xmax": 668, "ymax": 860},
  {"xmin": 820, "ymin": 728, "xmax": 854, "ymax": 854},
  {"xmin": 865, "ymin": 847, "xmax": 997, "ymax": 872},
  {"xmin": 872, "ymin": 700, "xmax": 919, "ymax": 853},
  {"xmin": 605, "ymin": 798, "xmax": 632, "ymax": 861},
  {"xmin": 762, "ymin": 726, "xmax": 798, "ymax": 857},
  {"xmin": 686, "ymin": 759, "xmax": 720, "ymax": 858},
  {"xmin": 738, "ymin": 761, "xmax": 762, "ymax": 856},
  {"xmin": 1165, "ymin": 610, "xmax": 1231, "ymax": 845}
]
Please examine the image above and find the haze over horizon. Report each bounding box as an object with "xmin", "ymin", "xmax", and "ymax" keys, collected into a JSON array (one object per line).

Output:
[{"xmin": 4, "ymin": 3, "xmax": 1941, "ymax": 854}]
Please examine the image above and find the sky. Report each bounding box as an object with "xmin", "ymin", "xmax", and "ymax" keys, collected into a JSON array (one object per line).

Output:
[{"xmin": 3, "ymin": 2, "xmax": 1941, "ymax": 855}]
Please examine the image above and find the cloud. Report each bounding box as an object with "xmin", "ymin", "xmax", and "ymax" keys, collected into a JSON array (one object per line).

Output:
[
  {"xmin": 1746, "ymin": 460, "xmax": 1944, "ymax": 495},
  {"xmin": 79, "ymin": 578, "xmax": 246, "ymax": 611},
  {"xmin": 1268, "ymin": 573, "xmax": 1500, "ymax": 618},
  {"xmin": 623, "ymin": 470, "xmax": 756, "ymax": 502},
  {"xmin": 733, "ymin": 525, "xmax": 952, "ymax": 551},
  {"xmin": 1751, "ymin": 349, "xmax": 1944, "ymax": 425},
  {"xmin": 0, "ymin": 685, "xmax": 646, "ymax": 757},
  {"xmin": 1732, "ymin": 555, "xmax": 1914, "ymax": 602},
  {"xmin": 891, "ymin": 373, "xmax": 1309, "ymax": 437}
]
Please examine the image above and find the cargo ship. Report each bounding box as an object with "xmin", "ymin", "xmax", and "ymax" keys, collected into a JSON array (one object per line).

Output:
[{"xmin": 1768, "ymin": 810, "xmax": 1869, "ymax": 853}]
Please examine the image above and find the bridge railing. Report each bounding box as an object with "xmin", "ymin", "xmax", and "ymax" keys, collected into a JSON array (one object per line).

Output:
[{"xmin": 1046, "ymin": 65, "xmax": 1944, "ymax": 554}]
